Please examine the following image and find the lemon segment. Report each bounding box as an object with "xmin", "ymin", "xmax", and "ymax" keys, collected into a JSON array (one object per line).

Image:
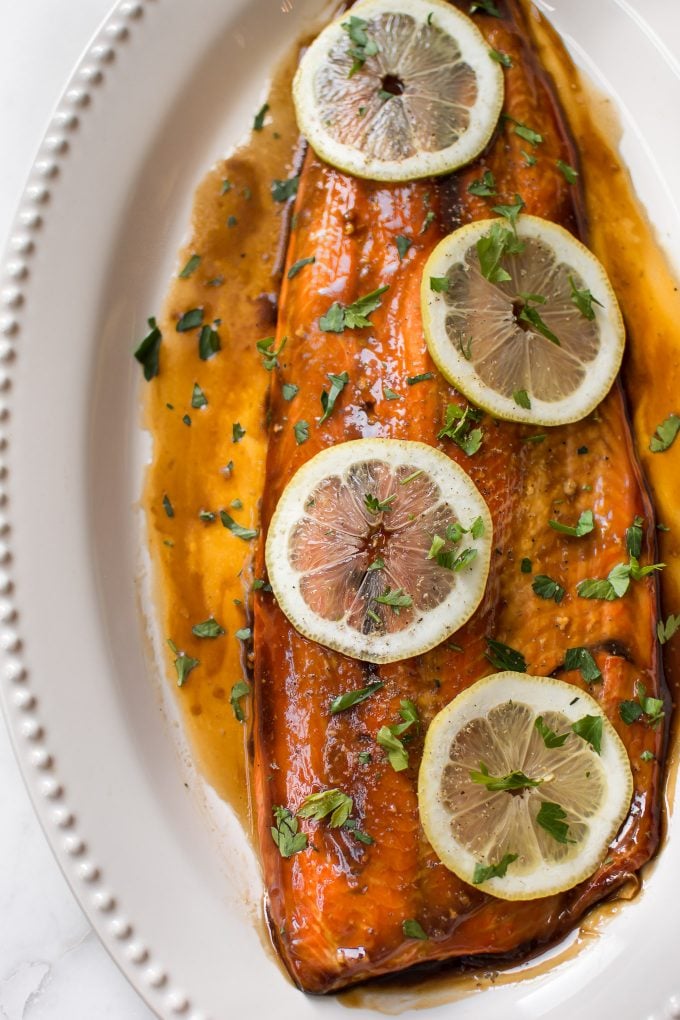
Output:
[
  {"xmin": 292, "ymin": 0, "xmax": 504, "ymax": 182},
  {"xmin": 265, "ymin": 439, "xmax": 492, "ymax": 664},
  {"xmin": 421, "ymin": 215, "xmax": 626, "ymax": 425},
  {"xmin": 418, "ymin": 672, "xmax": 633, "ymax": 900}
]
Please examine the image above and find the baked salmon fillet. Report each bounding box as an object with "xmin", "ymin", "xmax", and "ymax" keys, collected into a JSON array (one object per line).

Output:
[{"xmin": 253, "ymin": 0, "xmax": 666, "ymax": 993}]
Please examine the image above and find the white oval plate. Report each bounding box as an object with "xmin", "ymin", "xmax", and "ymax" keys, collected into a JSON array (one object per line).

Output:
[{"xmin": 1, "ymin": 1, "xmax": 679, "ymax": 1018}]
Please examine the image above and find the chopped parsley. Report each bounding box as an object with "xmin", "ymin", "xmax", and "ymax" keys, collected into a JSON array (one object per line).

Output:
[
  {"xmin": 232, "ymin": 422, "xmax": 246, "ymax": 442},
  {"xmin": 176, "ymin": 307, "xmax": 203, "ymax": 332},
  {"xmin": 532, "ymin": 574, "xmax": 566, "ymax": 603},
  {"xmin": 384, "ymin": 386, "xmax": 401, "ymax": 400},
  {"xmin": 395, "ymin": 235, "xmax": 412, "ymax": 260},
  {"xmin": 578, "ymin": 556, "xmax": 664, "ymax": 600},
  {"xmin": 510, "ymin": 118, "xmax": 543, "ymax": 147},
  {"xmin": 191, "ymin": 383, "xmax": 207, "ymax": 409},
  {"xmin": 298, "ymin": 788, "xmax": 353, "ymax": 827},
  {"xmin": 162, "ymin": 494, "xmax": 174, "ymax": 519},
  {"xmin": 625, "ymin": 515, "xmax": 644, "ymax": 558},
  {"xmin": 569, "ymin": 275, "xmax": 602, "ymax": 321},
  {"xmin": 402, "ymin": 919, "xmax": 428, "ymax": 940},
  {"xmin": 271, "ymin": 806, "xmax": 307, "ymax": 858},
  {"xmin": 220, "ymin": 510, "xmax": 258, "ymax": 541},
  {"xmin": 470, "ymin": 762, "xmax": 541, "ymax": 792},
  {"xmin": 535, "ymin": 715, "xmax": 568, "ymax": 748},
  {"xmin": 473, "ymin": 853, "xmax": 518, "ymax": 884},
  {"xmin": 319, "ymin": 371, "xmax": 350, "ymax": 424},
  {"xmin": 342, "ymin": 15, "xmax": 380, "ymax": 77},
  {"xmin": 407, "ymin": 372, "xmax": 434, "ymax": 385},
  {"xmin": 364, "ymin": 492, "xmax": 396, "ymax": 514},
  {"xmin": 438, "ymin": 404, "xmax": 483, "ymax": 456},
  {"xmin": 282, "ymin": 382, "xmax": 299, "ymax": 401},
  {"xmin": 513, "ymin": 389, "xmax": 531, "ymax": 409},
  {"xmin": 485, "ymin": 637, "xmax": 527, "ymax": 672},
  {"xmin": 657, "ymin": 614, "xmax": 680, "ymax": 644},
  {"xmin": 468, "ymin": 170, "xmax": 497, "ymax": 196},
  {"xmin": 253, "ymin": 102, "xmax": 269, "ymax": 131},
  {"xmin": 571, "ymin": 714, "xmax": 602, "ymax": 754},
  {"xmin": 198, "ymin": 321, "xmax": 221, "ymax": 360},
  {"xmin": 330, "ymin": 681, "xmax": 384, "ymax": 715},
  {"xmin": 619, "ymin": 680, "xmax": 664, "ymax": 728},
  {"xmin": 489, "ymin": 48, "xmax": 512, "ymax": 68},
  {"xmin": 376, "ymin": 587, "xmax": 412, "ymax": 612},
  {"xmin": 230, "ymin": 680, "xmax": 250, "ymax": 722},
  {"xmin": 520, "ymin": 557, "xmax": 532, "ymax": 573},
  {"xmin": 517, "ymin": 292, "xmax": 561, "ymax": 345},
  {"xmin": 477, "ymin": 221, "xmax": 525, "ymax": 283},
  {"xmin": 179, "ymin": 253, "xmax": 201, "ymax": 279},
  {"xmin": 256, "ymin": 335, "xmax": 287, "ymax": 371},
  {"xmin": 192, "ymin": 617, "xmax": 225, "ymax": 638},
  {"xmin": 376, "ymin": 699, "xmax": 420, "ymax": 771},
  {"xmin": 469, "ymin": 0, "xmax": 501, "ymax": 15},
  {"xmin": 430, "ymin": 276, "xmax": 450, "ymax": 292},
  {"xmin": 287, "ymin": 255, "xmax": 315, "ymax": 279},
  {"xmin": 271, "ymin": 175, "xmax": 299, "ymax": 202},
  {"xmin": 491, "ymin": 193, "xmax": 525, "ymax": 226},
  {"xmin": 549, "ymin": 509, "xmax": 594, "ymax": 537},
  {"xmin": 649, "ymin": 413, "xmax": 680, "ymax": 453},
  {"xmin": 556, "ymin": 160, "xmax": 578, "ymax": 184},
  {"xmin": 536, "ymin": 802, "xmax": 574, "ymax": 844},
  {"xmin": 167, "ymin": 639, "xmax": 199, "ymax": 688},
  {"xmin": 235, "ymin": 627, "xmax": 252, "ymax": 641},
  {"xmin": 564, "ymin": 647, "xmax": 602, "ymax": 684},
  {"xmin": 134, "ymin": 317, "xmax": 162, "ymax": 380},
  {"xmin": 294, "ymin": 420, "xmax": 310, "ymax": 445},
  {"xmin": 319, "ymin": 285, "xmax": 389, "ymax": 332}
]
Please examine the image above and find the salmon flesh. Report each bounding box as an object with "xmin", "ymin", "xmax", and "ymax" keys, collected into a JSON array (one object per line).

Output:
[{"xmin": 253, "ymin": 0, "xmax": 665, "ymax": 993}]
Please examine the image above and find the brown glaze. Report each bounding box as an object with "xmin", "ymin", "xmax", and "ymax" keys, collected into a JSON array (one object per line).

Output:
[
  {"xmin": 141, "ymin": 47, "xmax": 301, "ymax": 824},
  {"xmin": 139, "ymin": 0, "xmax": 680, "ymax": 1004},
  {"xmin": 252, "ymin": 0, "xmax": 665, "ymax": 994}
]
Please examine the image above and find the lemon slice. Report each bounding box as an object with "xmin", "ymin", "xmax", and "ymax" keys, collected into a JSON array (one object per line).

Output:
[
  {"xmin": 418, "ymin": 672, "xmax": 633, "ymax": 900},
  {"xmin": 265, "ymin": 439, "xmax": 492, "ymax": 664},
  {"xmin": 292, "ymin": 0, "xmax": 504, "ymax": 182},
  {"xmin": 421, "ymin": 215, "xmax": 626, "ymax": 425}
]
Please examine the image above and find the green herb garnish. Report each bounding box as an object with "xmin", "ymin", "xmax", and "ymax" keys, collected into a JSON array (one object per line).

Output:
[
  {"xmin": 532, "ymin": 574, "xmax": 566, "ymax": 603},
  {"xmin": 192, "ymin": 617, "xmax": 225, "ymax": 638},
  {"xmin": 271, "ymin": 176, "xmax": 299, "ymax": 202},
  {"xmin": 485, "ymin": 637, "xmax": 527, "ymax": 672},
  {"xmin": 330, "ymin": 681, "xmax": 384, "ymax": 715},
  {"xmin": 472, "ymin": 853, "xmax": 518, "ymax": 884},
  {"xmin": 319, "ymin": 285, "xmax": 389, "ymax": 333},
  {"xmin": 230, "ymin": 680, "xmax": 250, "ymax": 722},
  {"xmin": 549, "ymin": 509, "xmax": 594, "ymax": 537},
  {"xmin": 134, "ymin": 317, "xmax": 162, "ymax": 380},
  {"xmin": 287, "ymin": 256, "xmax": 315, "ymax": 279},
  {"xmin": 220, "ymin": 510, "xmax": 257, "ymax": 541},
  {"xmin": 271, "ymin": 806, "xmax": 307, "ymax": 858},
  {"xmin": 564, "ymin": 647, "xmax": 601, "ymax": 683},
  {"xmin": 650, "ymin": 413, "xmax": 680, "ymax": 453}
]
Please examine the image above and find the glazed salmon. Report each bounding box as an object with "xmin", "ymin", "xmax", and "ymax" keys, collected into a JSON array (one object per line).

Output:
[{"xmin": 253, "ymin": 0, "xmax": 665, "ymax": 993}]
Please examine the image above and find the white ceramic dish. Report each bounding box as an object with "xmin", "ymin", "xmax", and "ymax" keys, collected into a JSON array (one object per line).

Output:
[{"xmin": 1, "ymin": 1, "xmax": 679, "ymax": 1018}]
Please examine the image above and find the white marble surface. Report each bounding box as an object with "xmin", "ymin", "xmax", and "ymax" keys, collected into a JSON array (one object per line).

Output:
[{"xmin": 0, "ymin": 3, "xmax": 154, "ymax": 1017}]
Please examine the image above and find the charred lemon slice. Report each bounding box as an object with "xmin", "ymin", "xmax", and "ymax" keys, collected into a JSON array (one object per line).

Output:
[
  {"xmin": 421, "ymin": 215, "xmax": 626, "ymax": 425},
  {"xmin": 418, "ymin": 672, "xmax": 633, "ymax": 900},
  {"xmin": 292, "ymin": 0, "xmax": 504, "ymax": 182},
  {"xmin": 265, "ymin": 439, "xmax": 492, "ymax": 663}
]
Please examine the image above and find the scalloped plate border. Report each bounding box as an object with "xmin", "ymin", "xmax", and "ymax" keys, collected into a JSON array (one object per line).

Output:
[
  {"xmin": 0, "ymin": 7, "xmax": 209, "ymax": 1016},
  {"xmin": 0, "ymin": 2, "xmax": 679, "ymax": 1020}
]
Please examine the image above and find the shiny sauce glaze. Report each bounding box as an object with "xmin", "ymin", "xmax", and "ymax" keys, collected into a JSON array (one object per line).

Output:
[{"xmin": 140, "ymin": 0, "xmax": 680, "ymax": 1003}]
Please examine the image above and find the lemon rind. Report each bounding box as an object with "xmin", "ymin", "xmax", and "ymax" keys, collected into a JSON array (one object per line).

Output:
[
  {"xmin": 418, "ymin": 672, "xmax": 634, "ymax": 900},
  {"xmin": 421, "ymin": 215, "xmax": 626, "ymax": 426},
  {"xmin": 293, "ymin": 0, "xmax": 504, "ymax": 183},
  {"xmin": 265, "ymin": 438, "xmax": 493, "ymax": 664}
]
